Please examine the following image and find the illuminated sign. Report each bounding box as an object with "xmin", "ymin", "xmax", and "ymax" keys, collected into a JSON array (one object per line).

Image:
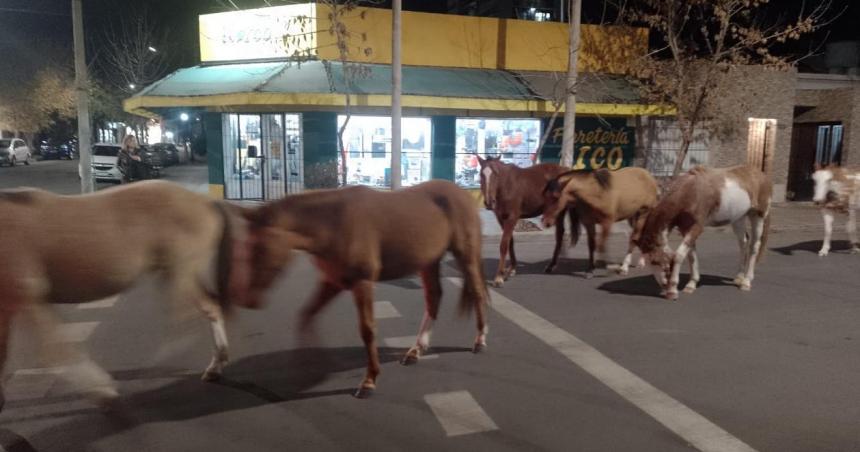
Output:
[
  {"xmin": 199, "ymin": 4, "xmax": 316, "ymax": 62},
  {"xmin": 541, "ymin": 117, "xmax": 635, "ymax": 170}
]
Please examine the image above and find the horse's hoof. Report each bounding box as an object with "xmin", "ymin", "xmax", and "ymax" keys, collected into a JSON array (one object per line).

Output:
[
  {"xmin": 682, "ymin": 284, "xmax": 697, "ymax": 294},
  {"xmin": 665, "ymin": 291, "xmax": 679, "ymax": 301},
  {"xmin": 584, "ymin": 272, "xmax": 594, "ymax": 280},
  {"xmin": 353, "ymin": 386, "xmax": 375, "ymax": 399},
  {"xmin": 739, "ymin": 283, "xmax": 752, "ymax": 292},
  {"xmin": 492, "ymin": 277, "xmax": 504, "ymax": 288},
  {"xmin": 400, "ymin": 352, "xmax": 420, "ymax": 366},
  {"xmin": 617, "ymin": 267, "xmax": 629, "ymax": 276},
  {"xmin": 506, "ymin": 269, "xmax": 517, "ymax": 278},
  {"xmin": 472, "ymin": 342, "xmax": 486, "ymax": 354},
  {"xmin": 851, "ymin": 247, "xmax": 860, "ymax": 255},
  {"xmin": 201, "ymin": 370, "xmax": 222, "ymax": 382},
  {"xmin": 732, "ymin": 275, "xmax": 745, "ymax": 286},
  {"xmin": 544, "ymin": 265, "xmax": 555, "ymax": 274},
  {"xmin": 818, "ymin": 249, "xmax": 829, "ymax": 257}
]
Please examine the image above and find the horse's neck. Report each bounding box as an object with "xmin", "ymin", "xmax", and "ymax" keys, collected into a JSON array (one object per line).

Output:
[{"xmin": 272, "ymin": 195, "xmax": 340, "ymax": 252}]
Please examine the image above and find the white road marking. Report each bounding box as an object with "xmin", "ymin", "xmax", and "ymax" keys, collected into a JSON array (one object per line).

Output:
[
  {"xmin": 53, "ymin": 322, "xmax": 100, "ymax": 343},
  {"xmin": 76, "ymin": 296, "xmax": 119, "ymax": 309},
  {"xmin": 424, "ymin": 390, "xmax": 499, "ymax": 437},
  {"xmin": 447, "ymin": 277, "xmax": 757, "ymax": 452},
  {"xmin": 5, "ymin": 372, "xmax": 61, "ymax": 401},
  {"xmin": 12, "ymin": 367, "xmax": 66, "ymax": 376},
  {"xmin": 374, "ymin": 301, "xmax": 401, "ymax": 319}
]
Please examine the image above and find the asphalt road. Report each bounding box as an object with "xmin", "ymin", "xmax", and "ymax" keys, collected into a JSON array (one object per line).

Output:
[{"xmin": 1, "ymin": 161, "xmax": 859, "ymax": 452}]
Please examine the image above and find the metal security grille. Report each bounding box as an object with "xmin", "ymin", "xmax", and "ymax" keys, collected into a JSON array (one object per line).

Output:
[{"xmin": 222, "ymin": 113, "xmax": 303, "ymax": 201}]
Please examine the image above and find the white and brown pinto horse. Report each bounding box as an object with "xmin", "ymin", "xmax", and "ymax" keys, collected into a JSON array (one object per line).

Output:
[
  {"xmin": 239, "ymin": 180, "xmax": 489, "ymax": 398},
  {"xmin": 541, "ymin": 167, "xmax": 658, "ymax": 277},
  {"xmin": 811, "ymin": 165, "xmax": 860, "ymax": 256},
  {"xmin": 478, "ymin": 156, "xmax": 572, "ymax": 286},
  {"xmin": 0, "ymin": 181, "xmax": 247, "ymax": 410},
  {"xmin": 635, "ymin": 165, "xmax": 772, "ymax": 300}
]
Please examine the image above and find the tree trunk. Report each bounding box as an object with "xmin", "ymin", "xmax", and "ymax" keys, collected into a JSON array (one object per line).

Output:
[
  {"xmin": 73, "ymin": 0, "xmax": 94, "ymax": 193},
  {"xmin": 559, "ymin": 0, "xmax": 582, "ymax": 167},
  {"xmin": 671, "ymin": 129, "xmax": 693, "ymax": 177},
  {"xmin": 338, "ymin": 103, "xmax": 350, "ymax": 187},
  {"xmin": 534, "ymin": 104, "xmax": 562, "ymax": 164}
]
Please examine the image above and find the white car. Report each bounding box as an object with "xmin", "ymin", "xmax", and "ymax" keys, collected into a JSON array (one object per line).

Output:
[
  {"xmin": 84, "ymin": 143, "xmax": 123, "ymax": 183},
  {"xmin": 0, "ymin": 138, "xmax": 32, "ymax": 166}
]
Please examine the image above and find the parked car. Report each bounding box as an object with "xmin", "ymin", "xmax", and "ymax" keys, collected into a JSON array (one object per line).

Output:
[
  {"xmin": 119, "ymin": 145, "xmax": 163, "ymax": 180},
  {"xmin": 0, "ymin": 138, "xmax": 32, "ymax": 166},
  {"xmin": 88, "ymin": 143, "xmax": 123, "ymax": 182},
  {"xmin": 151, "ymin": 142, "xmax": 180, "ymax": 166},
  {"xmin": 39, "ymin": 140, "xmax": 76, "ymax": 160}
]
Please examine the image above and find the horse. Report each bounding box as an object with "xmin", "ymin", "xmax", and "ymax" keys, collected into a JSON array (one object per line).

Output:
[
  {"xmin": 634, "ymin": 165, "xmax": 772, "ymax": 300},
  {"xmin": 811, "ymin": 164, "xmax": 860, "ymax": 256},
  {"xmin": 0, "ymin": 180, "xmax": 248, "ymax": 410},
  {"xmin": 477, "ymin": 156, "xmax": 573, "ymax": 287},
  {"xmin": 540, "ymin": 167, "xmax": 658, "ymax": 278},
  {"xmin": 238, "ymin": 180, "xmax": 489, "ymax": 399}
]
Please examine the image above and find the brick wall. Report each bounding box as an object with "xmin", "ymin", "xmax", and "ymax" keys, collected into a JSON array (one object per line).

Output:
[{"xmin": 794, "ymin": 87, "xmax": 860, "ymax": 167}]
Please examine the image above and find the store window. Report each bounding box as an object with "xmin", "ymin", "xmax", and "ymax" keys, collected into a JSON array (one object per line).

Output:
[
  {"xmin": 455, "ymin": 118, "xmax": 540, "ymax": 188},
  {"xmin": 338, "ymin": 115, "xmax": 432, "ymax": 187},
  {"xmin": 222, "ymin": 113, "xmax": 302, "ymax": 200}
]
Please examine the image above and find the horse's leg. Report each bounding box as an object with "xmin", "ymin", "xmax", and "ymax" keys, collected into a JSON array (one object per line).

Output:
[
  {"xmin": 596, "ymin": 220, "xmax": 613, "ymax": 268},
  {"xmin": 299, "ymin": 280, "xmax": 343, "ymax": 332},
  {"xmin": 545, "ymin": 210, "xmax": 566, "ymax": 273},
  {"xmin": 507, "ymin": 234, "xmax": 518, "ymax": 278},
  {"xmin": 666, "ymin": 226, "xmax": 702, "ymax": 301},
  {"xmin": 731, "ymin": 219, "xmax": 750, "ymax": 285},
  {"xmin": 682, "ymin": 246, "xmax": 700, "ymax": 294},
  {"xmin": 493, "ymin": 218, "xmax": 516, "ymax": 287},
  {"xmin": 819, "ymin": 208, "xmax": 834, "ymax": 256},
  {"xmin": 619, "ymin": 216, "xmax": 639, "ymax": 275},
  {"xmin": 351, "ymin": 280, "xmax": 379, "ymax": 399},
  {"xmin": 197, "ymin": 297, "xmax": 229, "ymax": 382},
  {"xmin": 402, "ymin": 261, "xmax": 442, "ymax": 365},
  {"xmin": 584, "ymin": 221, "xmax": 597, "ymax": 279},
  {"xmin": 739, "ymin": 214, "xmax": 766, "ymax": 291},
  {"xmin": 847, "ymin": 206, "xmax": 859, "ymax": 253},
  {"xmin": 24, "ymin": 302, "xmax": 118, "ymax": 408}
]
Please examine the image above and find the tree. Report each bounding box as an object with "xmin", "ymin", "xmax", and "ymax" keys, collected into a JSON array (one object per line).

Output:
[
  {"xmin": 621, "ymin": 0, "xmax": 834, "ymax": 176},
  {"xmin": 560, "ymin": 0, "xmax": 583, "ymax": 168},
  {"xmin": 97, "ymin": 10, "xmax": 172, "ymax": 95}
]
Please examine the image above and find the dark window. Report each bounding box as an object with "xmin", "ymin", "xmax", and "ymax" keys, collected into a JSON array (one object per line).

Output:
[{"xmin": 93, "ymin": 146, "xmax": 120, "ymax": 157}]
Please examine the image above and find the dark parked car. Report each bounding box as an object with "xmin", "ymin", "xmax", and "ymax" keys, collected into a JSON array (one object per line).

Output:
[
  {"xmin": 151, "ymin": 143, "xmax": 180, "ymax": 166},
  {"xmin": 39, "ymin": 140, "xmax": 76, "ymax": 160}
]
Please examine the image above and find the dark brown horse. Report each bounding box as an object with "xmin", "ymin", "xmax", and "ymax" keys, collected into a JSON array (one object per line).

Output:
[
  {"xmin": 238, "ymin": 180, "xmax": 489, "ymax": 398},
  {"xmin": 478, "ymin": 156, "xmax": 573, "ymax": 286}
]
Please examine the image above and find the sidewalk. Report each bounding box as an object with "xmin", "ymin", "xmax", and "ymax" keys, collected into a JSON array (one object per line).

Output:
[{"xmin": 479, "ymin": 203, "xmax": 826, "ymax": 238}]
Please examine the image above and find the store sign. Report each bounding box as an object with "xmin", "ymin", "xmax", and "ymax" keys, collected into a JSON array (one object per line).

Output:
[
  {"xmin": 199, "ymin": 4, "xmax": 316, "ymax": 62},
  {"xmin": 540, "ymin": 117, "xmax": 635, "ymax": 170}
]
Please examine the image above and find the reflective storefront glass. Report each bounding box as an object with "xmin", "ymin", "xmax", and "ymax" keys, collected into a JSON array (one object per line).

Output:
[
  {"xmin": 454, "ymin": 118, "xmax": 541, "ymax": 187},
  {"xmin": 338, "ymin": 115, "xmax": 432, "ymax": 187}
]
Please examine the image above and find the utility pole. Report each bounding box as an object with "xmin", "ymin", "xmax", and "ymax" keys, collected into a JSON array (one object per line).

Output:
[
  {"xmin": 390, "ymin": 0, "xmax": 402, "ymax": 189},
  {"xmin": 73, "ymin": 0, "xmax": 94, "ymax": 193},
  {"xmin": 559, "ymin": 0, "xmax": 581, "ymax": 167}
]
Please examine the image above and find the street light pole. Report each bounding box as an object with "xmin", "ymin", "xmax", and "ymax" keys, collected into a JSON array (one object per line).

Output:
[
  {"xmin": 73, "ymin": 0, "xmax": 93, "ymax": 193},
  {"xmin": 390, "ymin": 0, "xmax": 402, "ymax": 190}
]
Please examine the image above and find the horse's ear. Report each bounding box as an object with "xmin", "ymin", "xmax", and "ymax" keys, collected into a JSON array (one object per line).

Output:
[
  {"xmin": 593, "ymin": 168, "xmax": 611, "ymax": 189},
  {"xmin": 476, "ymin": 154, "xmax": 486, "ymax": 167}
]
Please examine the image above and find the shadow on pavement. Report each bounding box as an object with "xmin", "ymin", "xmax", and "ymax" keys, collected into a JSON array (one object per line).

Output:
[
  {"xmin": 0, "ymin": 345, "xmax": 470, "ymax": 452},
  {"xmin": 597, "ymin": 274, "xmax": 736, "ymax": 299},
  {"xmin": 770, "ymin": 240, "xmax": 849, "ymax": 256}
]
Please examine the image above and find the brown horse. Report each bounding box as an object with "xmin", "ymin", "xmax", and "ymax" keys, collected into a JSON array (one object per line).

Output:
[
  {"xmin": 238, "ymin": 180, "xmax": 489, "ymax": 398},
  {"xmin": 634, "ymin": 165, "xmax": 772, "ymax": 300},
  {"xmin": 478, "ymin": 156, "xmax": 573, "ymax": 286},
  {"xmin": 0, "ymin": 181, "xmax": 246, "ymax": 410},
  {"xmin": 541, "ymin": 167, "xmax": 658, "ymax": 278}
]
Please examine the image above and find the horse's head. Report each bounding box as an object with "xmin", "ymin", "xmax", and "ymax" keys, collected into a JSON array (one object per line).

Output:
[
  {"xmin": 477, "ymin": 155, "xmax": 502, "ymax": 210},
  {"xmin": 234, "ymin": 205, "xmax": 297, "ymax": 309},
  {"xmin": 812, "ymin": 164, "xmax": 839, "ymax": 206},
  {"xmin": 632, "ymin": 220, "xmax": 673, "ymax": 297},
  {"xmin": 540, "ymin": 171, "xmax": 583, "ymax": 228}
]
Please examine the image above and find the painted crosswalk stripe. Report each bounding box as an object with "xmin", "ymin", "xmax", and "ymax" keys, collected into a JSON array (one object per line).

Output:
[
  {"xmin": 76, "ymin": 296, "xmax": 119, "ymax": 309},
  {"xmin": 5, "ymin": 368, "xmax": 66, "ymax": 401},
  {"xmin": 424, "ymin": 390, "xmax": 499, "ymax": 437},
  {"xmin": 447, "ymin": 277, "xmax": 757, "ymax": 452},
  {"xmin": 54, "ymin": 322, "xmax": 99, "ymax": 343},
  {"xmin": 374, "ymin": 301, "xmax": 401, "ymax": 319}
]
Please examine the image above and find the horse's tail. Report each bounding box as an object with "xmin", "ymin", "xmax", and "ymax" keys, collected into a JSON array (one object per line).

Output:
[
  {"xmin": 567, "ymin": 208, "xmax": 580, "ymax": 248},
  {"xmin": 757, "ymin": 208, "xmax": 771, "ymax": 264},
  {"xmin": 457, "ymin": 201, "xmax": 490, "ymax": 317}
]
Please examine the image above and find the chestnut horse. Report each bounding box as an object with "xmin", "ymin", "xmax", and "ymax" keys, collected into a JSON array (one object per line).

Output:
[
  {"xmin": 239, "ymin": 180, "xmax": 489, "ymax": 398},
  {"xmin": 478, "ymin": 156, "xmax": 573, "ymax": 286},
  {"xmin": 0, "ymin": 181, "xmax": 246, "ymax": 410},
  {"xmin": 811, "ymin": 164, "xmax": 860, "ymax": 256},
  {"xmin": 541, "ymin": 167, "xmax": 658, "ymax": 277},
  {"xmin": 635, "ymin": 165, "xmax": 772, "ymax": 300}
]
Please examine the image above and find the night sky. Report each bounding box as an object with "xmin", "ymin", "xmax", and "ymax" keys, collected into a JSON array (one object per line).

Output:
[{"xmin": 1, "ymin": 0, "xmax": 858, "ymax": 79}]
